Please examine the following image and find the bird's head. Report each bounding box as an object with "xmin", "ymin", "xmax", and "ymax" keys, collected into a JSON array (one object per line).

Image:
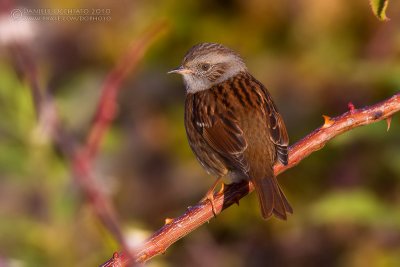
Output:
[{"xmin": 169, "ymin": 43, "xmax": 247, "ymax": 93}]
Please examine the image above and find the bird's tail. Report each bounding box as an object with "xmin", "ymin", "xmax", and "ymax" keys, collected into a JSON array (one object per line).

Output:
[{"xmin": 253, "ymin": 176, "xmax": 293, "ymax": 220}]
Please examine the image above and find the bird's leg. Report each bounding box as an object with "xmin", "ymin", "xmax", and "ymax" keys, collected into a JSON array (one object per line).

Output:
[{"xmin": 201, "ymin": 176, "xmax": 224, "ymax": 217}]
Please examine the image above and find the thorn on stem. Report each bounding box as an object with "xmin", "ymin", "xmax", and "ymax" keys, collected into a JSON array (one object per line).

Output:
[
  {"xmin": 322, "ymin": 115, "xmax": 334, "ymax": 128},
  {"xmin": 164, "ymin": 218, "xmax": 173, "ymax": 225},
  {"xmin": 137, "ymin": 254, "xmax": 147, "ymax": 262},
  {"xmin": 104, "ymin": 252, "xmax": 122, "ymax": 267},
  {"xmin": 348, "ymin": 102, "xmax": 355, "ymax": 113},
  {"xmin": 386, "ymin": 117, "xmax": 392, "ymax": 131}
]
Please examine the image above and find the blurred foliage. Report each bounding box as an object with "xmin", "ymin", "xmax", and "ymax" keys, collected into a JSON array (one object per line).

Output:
[
  {"xmin": 369, "ymin": 0, "xmax": 390, "ymax": 21},
  {"xmin": 0, "ymin": 0, "xmax": 400, "ymax": 266}
]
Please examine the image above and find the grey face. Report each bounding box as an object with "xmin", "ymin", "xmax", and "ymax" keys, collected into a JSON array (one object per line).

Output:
[{"xmin": 169, "ymin": 43, "xmax": 247, "ymax": 93}]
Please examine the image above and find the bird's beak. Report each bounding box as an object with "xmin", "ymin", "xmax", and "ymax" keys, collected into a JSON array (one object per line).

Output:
[{"xmin": 168, "ymin": 66, "xmax": 192, "ymax": 75}]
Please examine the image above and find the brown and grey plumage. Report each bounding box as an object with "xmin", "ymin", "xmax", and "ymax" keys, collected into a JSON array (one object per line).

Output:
[{"xmin": 169, "ymin": 43, "xmax": 292, "ymax": 220}]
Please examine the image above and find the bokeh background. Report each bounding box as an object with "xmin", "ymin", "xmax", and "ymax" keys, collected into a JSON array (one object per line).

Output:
[{"xmin": 1, "ymin": 0, "xmax": 400, "ymax": 266}]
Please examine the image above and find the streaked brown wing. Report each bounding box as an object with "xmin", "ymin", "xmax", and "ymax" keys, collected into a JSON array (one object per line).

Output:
[
  {"xmin": 201, "ymin": 110, "xmax": 249, "ymax": 174},
  {"xmin": 185, "ymin": 95, "xmax": 228, "ymax": 177},
  {"xmin": 266, "ymin": 96, "xmax": 289, "ymax": 165},
  {"xmin": 250, "ymin": 76, "xmax": 289, "ymax": 165},
  {"xmin": 185, "ymin": 91, "xmax": 249, "ymax": 176}
]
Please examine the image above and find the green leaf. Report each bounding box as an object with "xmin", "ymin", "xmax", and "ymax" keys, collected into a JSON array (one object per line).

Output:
[
  {"xmin": 310, "ymin": 190, "xmax": 400, "ymax": 226},
  {"xmin": 369, "ymin": 0, "xmax": 390, "ymax": 21}
]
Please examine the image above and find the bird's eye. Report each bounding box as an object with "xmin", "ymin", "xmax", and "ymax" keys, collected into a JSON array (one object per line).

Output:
[{"xmin": 200, "ymin": 63, "xmax": 211, "ymax": 71}]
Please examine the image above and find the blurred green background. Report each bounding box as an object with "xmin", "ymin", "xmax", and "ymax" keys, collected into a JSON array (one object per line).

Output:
[{"xmin": 0, "ymin": 0, "xmax": 400, "ymax": 266}]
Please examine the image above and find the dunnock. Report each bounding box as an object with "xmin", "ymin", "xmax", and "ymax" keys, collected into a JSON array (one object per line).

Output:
[{"xmin": 169, "ymin": 43, "xmax": 292, "ymax": 220}]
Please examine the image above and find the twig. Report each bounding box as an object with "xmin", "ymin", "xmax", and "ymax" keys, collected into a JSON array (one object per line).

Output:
[
  {"xmin": 10, "ymin": 42, "xmax": 130, "ymax": 252},
  {"xmin": 9, "ymin": 21, "xmax": 167, "ymax": 260},
  {"xmin": 84, "ymin": 21, "xmax": 168, "ymax": 161},
  {"xmin": 100, "ymin": 92, "xmax": 400, "ymax": 266}
]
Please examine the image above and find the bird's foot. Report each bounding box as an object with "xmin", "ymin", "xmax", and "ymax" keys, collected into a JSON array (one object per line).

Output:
[
  {"xmin": 201, "ymin": 190, "xmax": 217, "ymax": 218},
  {"xmin": 201, "ymin": 177, "xmax": 225, "ymax": 217}
]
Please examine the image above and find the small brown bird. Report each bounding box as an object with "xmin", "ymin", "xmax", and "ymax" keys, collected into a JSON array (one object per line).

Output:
[{"xmin": 169, "ymin": 43, "xmax": 292, "ymax": 220}]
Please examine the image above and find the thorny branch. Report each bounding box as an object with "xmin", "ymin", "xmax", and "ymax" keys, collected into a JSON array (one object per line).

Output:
[
  {"xmin": 84, "ymin": 22, "xmax": 168, "ymax": 161},
  {"xmin": 101, "ymin": 92, "xmax": 400, "ymax": 267},
  {"xmin": 9, "ymin": 21, "xmax": 167, "ymax": 261}
]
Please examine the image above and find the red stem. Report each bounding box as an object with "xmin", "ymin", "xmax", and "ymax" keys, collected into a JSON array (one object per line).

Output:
[{"xmin": 101, "ymin": 92, "xmax": 400, "ymax": 266}]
